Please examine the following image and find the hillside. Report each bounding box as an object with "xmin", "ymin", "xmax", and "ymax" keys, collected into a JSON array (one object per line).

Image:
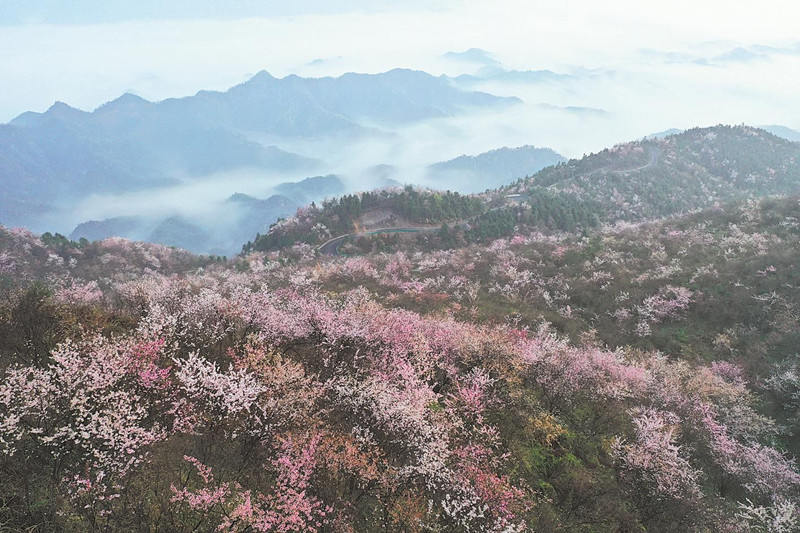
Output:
[
  {"xmin": 506, "ymin": 125, "xmax": 800, "ymax": 221},
  {"xmin": 242, "ymin": 184, "xmax": 602, "ymax": 255},
  {"xmin": 2, "ymin": 192, "xmax": 800, "ymax": 531},
  {"xmin": 244, "ymin": 126, "xmax": 800, "ymax": 257},
  {"xmin": 243, "ymin": 186, "xmax": 487, "ymax": 253},
  {"xmin": 5, "ymin": 0, "xmax": 800, "ymax": 529}
]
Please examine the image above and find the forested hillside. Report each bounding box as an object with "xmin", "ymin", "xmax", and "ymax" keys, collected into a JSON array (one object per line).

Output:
[
  {"xmin": 246, "ymin": 126, "xmax": 800, "ymax": 257},
  {"xmin": 243, "ymin": 186, "xmax": 485, "ymax": 252},
  {"xmin": 508, "ymin": 125, "xmax": 800, "ymax": 221}
]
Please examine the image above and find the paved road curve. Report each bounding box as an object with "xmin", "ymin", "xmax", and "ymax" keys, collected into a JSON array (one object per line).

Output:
[
  {"xmin": 547, "ymin": 147, "xmax": 661, "ymax": 189},
  {"xmin": 317, "ymin": 227, "xmax": 440, "ymax": 256}
]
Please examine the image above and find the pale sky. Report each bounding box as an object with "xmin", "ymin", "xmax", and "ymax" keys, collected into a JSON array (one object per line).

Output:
[{"xmin": 2, "ymin": 1, "xmax": 799, "ymax": 151}]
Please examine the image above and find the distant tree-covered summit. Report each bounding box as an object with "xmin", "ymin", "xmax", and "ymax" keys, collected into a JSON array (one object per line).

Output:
[
  {"xmin": 427, "ymin": 145, "xmax": 566, "ymax": 192},
  {"xmin": 506, "ymin": 125, "xmax": 800, "ymax": 221}
]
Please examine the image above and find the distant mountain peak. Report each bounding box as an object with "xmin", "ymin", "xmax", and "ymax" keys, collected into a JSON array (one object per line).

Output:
[
  {"xmin": 114, "ymin": 92, "xmax": 149, "ymax": 104},
  {"xmin": 444, "ymin": 48, "xmax": 502, "ymax": 67},
  {"xmin": 96, "ymin": 92, "xmax": 152, "ymax": 112},
  {"xmin": 645, "ymin": 128, "xmax": 684, "ymax": 139},
  {"xmin": 384, "ymin": 67, "xmax": 440, "ymax": 80},
  {"xmin": 246, "ymin": 70, "xmax": 277, "ymax": 84},
  {"xmin": 46, "ymin": 101, "xmax": 82, "ymax": 114},
  {"xmin": 38, "ymin": 101, "xmax": 89, "ymax": 122},
  {"xmin": 760, "ymin": 124, "xmax": 800, "ymax": 143},
  {"xmin": 226, "ymin": 193, "xmax": 258, "ymax": 204},
  {"xmin": 427, "ymin": 145, "xmax": 566, "ymax": 193},
  {"xmin": 228, "ymin": 70, "xmax": 279, "ymax": 93},
  {"xmin": 49, "ymin": 101, "xmax": 74, "ymax": 111}
]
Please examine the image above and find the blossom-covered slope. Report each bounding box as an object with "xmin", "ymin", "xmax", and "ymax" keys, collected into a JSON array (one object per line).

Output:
[{"xmin": 1, "ymin": 191, "xmax": 800, "ymax": 531}]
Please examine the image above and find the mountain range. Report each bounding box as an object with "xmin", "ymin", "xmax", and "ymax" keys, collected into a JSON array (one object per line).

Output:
[{"xmin": 0, "ymin": 69, "xmax": 519, "ymax": 231}]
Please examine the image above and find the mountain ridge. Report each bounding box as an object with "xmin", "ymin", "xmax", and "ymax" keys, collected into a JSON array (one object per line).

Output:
[
  {"xmin": 504, "ymin": 124, "xmax": 800, "ymax": 221},
  {"xmin": 245, "ymin": 125, "xmax": 800, "ymax": 254},
  {"xmin": 0, "ymin": 69, "xmax": 517, "ymax": 230}
]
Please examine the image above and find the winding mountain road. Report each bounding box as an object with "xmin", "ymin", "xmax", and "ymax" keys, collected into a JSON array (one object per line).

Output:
[
  {"xmin": 546, "ymin": 147, "xmax": 662, "ymax": 190},
  {"xmin": 606, "ymin": 147, "xmax": 661, "ymax": 174},
  {"xmin": 318, "ymin": 226, "xmax": 441, "ymax": 256}
]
